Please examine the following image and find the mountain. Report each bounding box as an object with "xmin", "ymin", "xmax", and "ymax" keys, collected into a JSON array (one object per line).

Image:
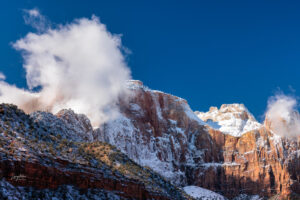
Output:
[
  {"xmin": 97, "ymin": 80, "xmax": 300, "ymax": 199},
  {"xmin": 0, "ymin": 80, "xmax": 299, "ymax": 199}
]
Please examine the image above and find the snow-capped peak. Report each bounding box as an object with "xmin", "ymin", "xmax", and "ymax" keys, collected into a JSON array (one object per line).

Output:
[{"xmin": 195, "ymin": 104, "xmax": 262, "ymax": 137}]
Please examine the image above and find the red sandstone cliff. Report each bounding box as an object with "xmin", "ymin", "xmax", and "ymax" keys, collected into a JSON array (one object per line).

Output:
[{"xmin": 97, "ymin": 80, "xmax": 300, "ymax": 199}]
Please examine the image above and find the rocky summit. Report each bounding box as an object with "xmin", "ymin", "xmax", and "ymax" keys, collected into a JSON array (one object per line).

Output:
[{"xmin": 0, "ymin": 80, "xmax": 299, "ymax": 200}]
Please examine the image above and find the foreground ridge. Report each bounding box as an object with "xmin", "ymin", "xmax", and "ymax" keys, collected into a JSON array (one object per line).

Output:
[{"xmin": 0, "ymin": 104, "xmax": 189, "ymax": 200}]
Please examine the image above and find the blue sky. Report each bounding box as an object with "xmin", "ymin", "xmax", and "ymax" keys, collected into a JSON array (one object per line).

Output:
[{"xmin": 1, "ymin": 0, "xmax": 300, "ymax": 120}]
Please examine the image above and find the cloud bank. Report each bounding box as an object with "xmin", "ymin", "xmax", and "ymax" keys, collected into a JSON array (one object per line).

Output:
[
  {"xmin": 0, "ymin": 9, "xmax": 131, "ymax": 126},
  {"xmin": 265, "ymin": 94, "xmax": 300, "ymax": 138}
]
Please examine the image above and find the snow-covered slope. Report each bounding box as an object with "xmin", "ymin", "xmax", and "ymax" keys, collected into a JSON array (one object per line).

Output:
[
  {"xmin": 195, "ymin": 104, "xmax": 262, "ymax": 137},
  {"xmin": 183, "ymin": 186, "xmax": 227, "ymax": 200}
]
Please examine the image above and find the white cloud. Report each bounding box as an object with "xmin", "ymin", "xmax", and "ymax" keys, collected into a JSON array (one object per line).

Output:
[
  {"xmin": 265, "ymin": 94, "xmax": 300, "ymax": 139},
  {"xmin": 27, "ymin": 8, "xmax": 40, "ymax": 17},
  {"xmin": 0, "ymin": 11, "xmax": 131, "ymax": 126},
  {"xmin": 23, "ymin": 8, "xmax": 49, "ymax": 32},
  {"xmin": 0, "ymin": 72, "xmax": 5, "ymax": 80}
]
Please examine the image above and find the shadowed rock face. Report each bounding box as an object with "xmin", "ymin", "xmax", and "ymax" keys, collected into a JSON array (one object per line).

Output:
[
  {"xmin": 204, "ymin": 128, "xmax": 300, "ymax": 199},
  {"xmin": 97, "ymin": 81, "xmax": 300, "ymax": 199}
]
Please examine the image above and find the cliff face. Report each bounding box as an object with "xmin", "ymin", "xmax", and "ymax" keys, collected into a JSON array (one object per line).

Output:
[
  {"xmin": 203, "ymin": 128, "xmax": 300, "ymax": 198},
  {"xmin": 95, "ymin": 80, "xmax": 217, "ymax": 186},
  {"xmin": 96, "ymin": 80, "xmax": 300, "ymax": 199}
]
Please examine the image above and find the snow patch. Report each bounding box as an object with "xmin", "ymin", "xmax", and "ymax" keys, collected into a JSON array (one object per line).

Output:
[{"xmin": 183, "ymin": 186, "xmax": 227, "ymax": 200}]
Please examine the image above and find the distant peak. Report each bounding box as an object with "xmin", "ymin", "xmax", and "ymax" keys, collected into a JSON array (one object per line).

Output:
[{"xmin": 195, "ymin": 103, "xmax": 261, "ymax": 137}]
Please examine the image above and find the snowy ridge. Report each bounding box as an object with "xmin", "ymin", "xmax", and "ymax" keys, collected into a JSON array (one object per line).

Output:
[
  {"xmin": 195, "ymin": 104, "xmax": 262, "ymax": 137},
  {"xmin": 31, "ymin": 109, "xmax": 94, "ymax": 142}
]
